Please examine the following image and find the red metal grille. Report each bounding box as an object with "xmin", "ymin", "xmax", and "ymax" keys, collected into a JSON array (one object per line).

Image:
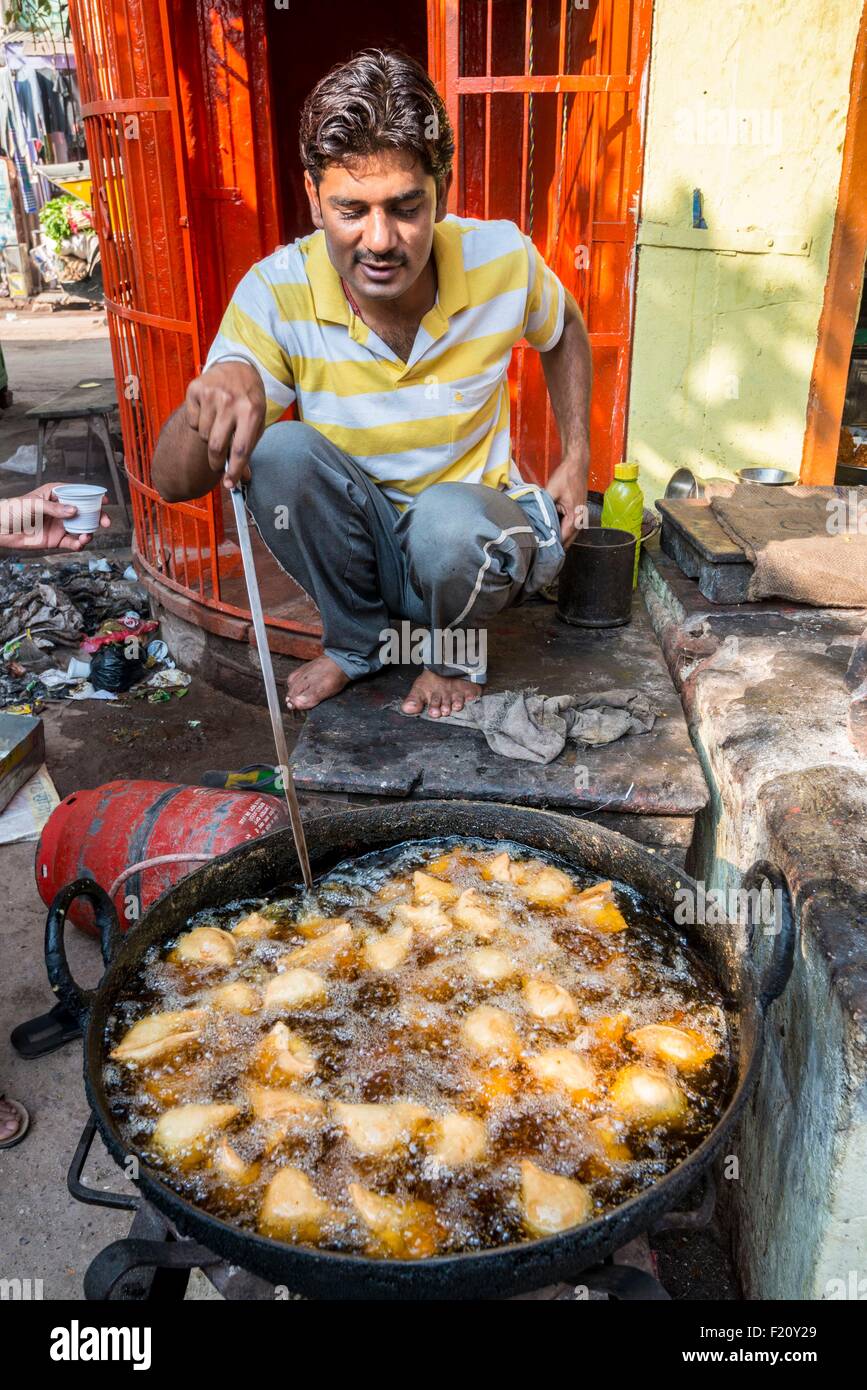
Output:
[
  {"xmin": 67, "ymin": 0, "xmax": 321, "ymax": 645},
  {"xmin": 66, "ymin": 0, "xmax": 222, "ymax": 607},
  {"xmin": 432, "ymin": 0, "xmax": 652, "ymax": 491}
]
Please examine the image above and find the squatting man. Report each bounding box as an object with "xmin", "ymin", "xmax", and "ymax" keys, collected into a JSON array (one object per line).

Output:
[{"xmin": 153, "ymin": 48, "xmax": 592, "ymax": 718}]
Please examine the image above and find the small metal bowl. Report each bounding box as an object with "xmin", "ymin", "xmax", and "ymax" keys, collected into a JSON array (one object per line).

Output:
[
  {"xmin": 735, "ymin": 467, "xmax": 798, "ymax": 486},
  {"xmin": 665, "ymin": 467, "xmax": 700, "ymax": 499}
]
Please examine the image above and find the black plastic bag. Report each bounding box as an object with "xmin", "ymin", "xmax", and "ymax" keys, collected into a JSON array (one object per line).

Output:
[{"xmin": 88, "ymin": 642, "xmax": 145, "ymax": 692}]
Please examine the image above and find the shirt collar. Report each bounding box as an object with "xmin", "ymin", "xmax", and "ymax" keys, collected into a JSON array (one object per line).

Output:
[
  {"xmin": 305, "ymin": 231, "xmax": 350, "ymax": 326},
  {"xmin": 430, "ymin": 216, "xmax": 469, "ymax": 319},
  {"xmin": 304, "ymin": 216, "xmax": 469, "ymax": 334}
]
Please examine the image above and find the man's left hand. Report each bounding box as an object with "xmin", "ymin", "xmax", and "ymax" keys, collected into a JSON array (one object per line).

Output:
[{"xmin": 547, "ymin": 445, "xmax": 590, "ymax": 545}]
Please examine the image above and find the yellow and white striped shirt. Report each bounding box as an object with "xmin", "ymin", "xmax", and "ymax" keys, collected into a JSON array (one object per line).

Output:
[{"xmin": 205, "ymin": 215, "xmax": 566, "ymax": 506}]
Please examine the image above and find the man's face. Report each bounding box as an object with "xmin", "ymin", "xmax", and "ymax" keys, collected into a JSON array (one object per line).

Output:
[{"xmin": 305, "ymin": 149, "xmax": 448, "ymax": 304}]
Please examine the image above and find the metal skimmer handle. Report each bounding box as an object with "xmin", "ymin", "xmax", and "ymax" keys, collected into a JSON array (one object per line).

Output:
[{"xmin": 227, "ymin": 476, "xmax": 314, "ymax": 890}]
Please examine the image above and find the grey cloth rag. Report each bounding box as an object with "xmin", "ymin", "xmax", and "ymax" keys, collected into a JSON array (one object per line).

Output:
[{"xmin": 408, "ymin": 687, "xmax": 657, "ymax": 764}]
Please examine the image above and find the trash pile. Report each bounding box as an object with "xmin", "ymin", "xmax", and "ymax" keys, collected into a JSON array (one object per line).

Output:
[{"xmin": 0, "ymin": 556, "xmax": 191, "ymax": 713}]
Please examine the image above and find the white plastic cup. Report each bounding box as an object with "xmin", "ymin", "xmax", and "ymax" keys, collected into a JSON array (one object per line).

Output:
[{"xmin": 52, "ymin": 484, "xmax": 107, "ymax": 535}]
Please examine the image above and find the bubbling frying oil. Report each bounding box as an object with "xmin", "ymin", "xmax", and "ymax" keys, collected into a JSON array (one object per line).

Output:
[{"xmin": 103, "ymin": 839, "xmax": 733, "ymax": 1259}]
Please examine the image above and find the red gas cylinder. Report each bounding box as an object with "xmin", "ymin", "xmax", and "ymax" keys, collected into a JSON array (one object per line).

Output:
[{"xmin": 36, "ymin": 780, "xmax": 289, "ymax": 936}]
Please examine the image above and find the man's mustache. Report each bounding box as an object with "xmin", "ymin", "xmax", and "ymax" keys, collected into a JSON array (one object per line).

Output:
[{"xmin": 354, "ymin": 255, "xmax": 406, "ymax": 268}]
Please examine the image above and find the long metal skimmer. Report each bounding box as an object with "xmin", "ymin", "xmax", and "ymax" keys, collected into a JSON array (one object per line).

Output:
[{"xmin": 227, "ymin": 480, "xmax": 314, "ymax": 890}]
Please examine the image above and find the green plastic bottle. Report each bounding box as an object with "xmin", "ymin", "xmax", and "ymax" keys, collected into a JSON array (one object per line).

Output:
[{"xmin": 601, "ymin": 462, "xmax": 644, "ymax": 588}]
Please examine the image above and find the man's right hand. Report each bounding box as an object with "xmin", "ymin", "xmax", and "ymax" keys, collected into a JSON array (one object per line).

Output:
[{"xmin": 184, "ymin": 361, "xmax": 266, "ymax": 489}]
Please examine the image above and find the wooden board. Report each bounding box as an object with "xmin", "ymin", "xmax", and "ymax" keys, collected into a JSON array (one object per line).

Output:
[
  {"xmin": 26, "ymin": 378, "xmax": 117, "ymax": 420},
  {"xmin": 656, "ymin": 498, "xmax": 747, "ymax": 563},
  {"xmin": 656, "ymin": 498, "xmax": 755, "ymax": 603}
]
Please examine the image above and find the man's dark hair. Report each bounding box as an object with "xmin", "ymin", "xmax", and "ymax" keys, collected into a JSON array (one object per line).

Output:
[{"xmin": 299, "ymin": 48, "xmax": 454, "ymax": 190}]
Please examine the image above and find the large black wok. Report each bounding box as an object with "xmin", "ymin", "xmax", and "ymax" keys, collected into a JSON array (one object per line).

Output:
[{"xmin": 46, "ymin": 801, "xmax": 794, "ymax": 1300}]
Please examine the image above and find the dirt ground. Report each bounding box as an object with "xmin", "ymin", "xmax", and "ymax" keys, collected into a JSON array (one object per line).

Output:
[{"xmin": 42, "ymin": 680, "xmax": 280, "ymax": 798}]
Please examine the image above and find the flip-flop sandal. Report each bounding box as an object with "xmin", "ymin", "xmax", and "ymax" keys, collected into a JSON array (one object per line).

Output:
[
  {"xmin": 201, "ymin": 763, "xmax": 283, "ymax": 793},
  {"xmin": 10, "ymin": 1002, "xmax": 82, "ymax": 1059},
  {"xmin": 0, "ymin": 1097, "xmax": 30, "ymax": 1149}
]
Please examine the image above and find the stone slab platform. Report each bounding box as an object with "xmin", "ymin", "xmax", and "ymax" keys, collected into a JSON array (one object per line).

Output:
[
  {"xmin": 290, "ymin": 594, "xmax": 708, "ymax": 831},
  {"xmin": 640, "ymin": 548, "xmax": 867, "ymax": 1300}
]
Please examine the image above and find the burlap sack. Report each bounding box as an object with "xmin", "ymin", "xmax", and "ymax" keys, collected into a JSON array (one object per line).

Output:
[{"xmin": 709, "ymin": 485, "xmax": 867, "ymax": 606}]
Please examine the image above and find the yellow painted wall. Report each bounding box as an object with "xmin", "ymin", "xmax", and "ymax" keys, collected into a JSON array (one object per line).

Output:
[{"xmin": 627, "ymin": 0, "xmax": 863, "ymax": 502}]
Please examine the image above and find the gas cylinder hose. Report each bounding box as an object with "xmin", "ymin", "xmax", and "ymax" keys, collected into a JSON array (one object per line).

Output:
[{"xmin": 108, "ymin": 854, "xmax": 214, "ymax": 903}]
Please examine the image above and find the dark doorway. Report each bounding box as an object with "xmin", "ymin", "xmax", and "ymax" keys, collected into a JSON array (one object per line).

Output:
[{"xmin": 265, "ymin": 0, "xmax": 429, "ymax": 242}]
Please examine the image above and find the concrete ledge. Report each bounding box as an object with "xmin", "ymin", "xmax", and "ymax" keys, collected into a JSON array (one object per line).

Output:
[{"xmin": 640, "ymin": 549, "xmax": 867, "ymax": 1299}]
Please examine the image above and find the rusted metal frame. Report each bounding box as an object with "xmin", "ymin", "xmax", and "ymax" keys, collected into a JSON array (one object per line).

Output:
[
  {"xmin": 136, "ymin": 32, "xmax": 181, "ymax": 457},
  {"xmin": 98, "ymin": 84, "xmax": 145, "ymax": 427},
  {"xmin": 123, "ymin": 343, "xmax": 160, "ymax": 574},
  {"xmin": 189, "ymin": 186, "xmax": 242, "ymax": 203},
  {"xmin": 174, "ymin": 498, "xmax": 192, "ymax": 599},
  {"xmin": 101, "ymin": 280, "xmax": 139, "ymax": 521},
  {"xmin": 427, "ymin": 0, "xmax": 446, "ymax": 99},
  {"xmin": 444, "ymin": 0, "xmax": 461, "ymax": 213},
  {"xmin": 542, "ymin": 0, "xmax": 571, "ymax": 478},
  {"xmin": 114, "ymin": 4, "xmax": 147, "ymax": 310},
  {"xmin": 67, "ymin": 1, "xmax": 144, "ymax": 515},
  {"xmin": 586, "ymin": 0, "xmax": 603, "ymax": 330},
  {"xmin": 182, "ymin": 509, "xmax": 202, "ymax": 600},
  {"xmin": 79, "ymin": 97, "xmax": 171, "ymax": 115},
  {"xmin": 132, "ymin": 547, "xmax": 314, "ymax": 636},
  {"xmin": 588, "ymin": 331, "xmax": 632, "ymax": 348},
  {"xmin": 519, "ymin": 0, "xmax": 532, "ymax": 232},
  {"xmin": 142, "ymin": 4, "xmax": 180, "ymax": 328},
  {"xmin": 516, "ymin": 0, "xmax": 533, "ymax": 463},
  {"xmin": 617, "ymin": 0, "xmax": 654, "ymax": 469},
  {"xmin": 551, "ymin": 0, "xmax": 573, "ymax": 268},
  {"xmin": 163, "ymin": 492, "xmax": 179, "ymax": 593},
  {"xmin": 592, "ymin": 221, "xmax": 627, "ymax": 241},
  {"xmin": 99, "ymin": 120, "xmax": 125, "ymax": 306},
  {"xmin": 115, "ymin": 122, "xmax": 141, "ymax": 313},
  {"xmin": 801, "ymin": 2, "xmax": 867, "ymax": 481},
  {"xmin": 427, "ymin": 0, "xmax": 439, "ymax": 85},
  {"xmin": 199, "ymin": 8, "xmax": 233, "ymax": 341},
  {"xmin": 90, "ymin": 123, "xmax": 118, "ymax": 298},
  {"xmin": 245, "ymin": 0, "xmax": 282, "ymax": 256},
  {"xmin": 106, "ymin": 116, "xmax": 140, "ymax": 314},
  {"xmin": 594, "ymin": 0, "xmax": 619, "ymax": 477},
  {"xmin": 483, "ymin": 0, "xmax": 492, "ymax": 219},
  {"xmin": 157, "ymin": 0, "xmax": 213, "ymax": 594},
  {"xmin": 105, "ymin": 301, "xmax": 194, "ymax": 335},
  {"xmin": 455, "ymin": 74, "xmax": 633, "ymax": 93},
  {"xmin": 89, "ymin": 122, "xmax": 122, "ymax": 299}
]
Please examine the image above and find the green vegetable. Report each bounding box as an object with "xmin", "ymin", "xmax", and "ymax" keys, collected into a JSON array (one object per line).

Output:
[{"xmin": 39, "ymin": 196, "xmax": 76, "ymax": 247}]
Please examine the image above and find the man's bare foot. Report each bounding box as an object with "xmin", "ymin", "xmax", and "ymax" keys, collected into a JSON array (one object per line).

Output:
[
  {"xmin": 401, "ymin": 670, "xmax": 481, "ymax": 718},
  {"xmin": 285, "ymin": 655, "xmax": 350, "ymax": 711}
]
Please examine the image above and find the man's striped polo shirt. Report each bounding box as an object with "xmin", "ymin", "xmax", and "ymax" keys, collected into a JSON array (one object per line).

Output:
[{"xmin": 205, "ymin": 214, "xmax": 566, "ymax": 507}]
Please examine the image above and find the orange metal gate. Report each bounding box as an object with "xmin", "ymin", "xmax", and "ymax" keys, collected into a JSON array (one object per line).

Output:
[
  {"xmin": 65, "ymin": 0, "xmax": 312, "ymax": 647},
  {"xmin": 68, "ymin": 0, "xmax": 651, "ymax": 644},
  {"xmin": 66, "ymin": 0, "xmax": 212, "ymax": 605},
  {"xmin": 430, "ymin": 0, "xmax": 652, "ymax": 491}
]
